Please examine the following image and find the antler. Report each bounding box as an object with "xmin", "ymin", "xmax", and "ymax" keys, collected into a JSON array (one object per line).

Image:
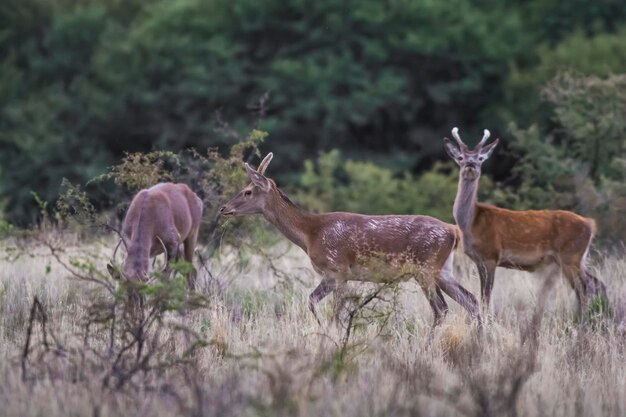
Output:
[
  {"xmin": 257, "ymin": 152, "xmax": 274, "ymax": 175},
  {"xmin": 478, "ymin": 129, "xmax": 491, "ymax": 147},
  {"xmin": 112, "ymin": 238, "xmax": 128, "ymax": 264},
  {"xmin": 451, "ymin": 127, "xmax": 468, "ymax": 150},
  {"xmin": 156, "ymin": 236, "xmax": 168, "ymax": 272}
]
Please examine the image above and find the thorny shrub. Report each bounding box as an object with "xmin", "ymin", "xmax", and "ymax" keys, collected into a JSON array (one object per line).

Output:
[
  {"xmin": 54, "ymin": 129, "xmax": 269, "ymax": 250},
  {"xmin": 14, "ymin": 235, "xmax": 212, "ymax": 405}
]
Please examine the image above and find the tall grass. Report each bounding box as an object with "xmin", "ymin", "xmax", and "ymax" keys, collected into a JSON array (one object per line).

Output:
[{"xmin": 0, "ymin": 233, "xmax": 624, "ymax": 417}]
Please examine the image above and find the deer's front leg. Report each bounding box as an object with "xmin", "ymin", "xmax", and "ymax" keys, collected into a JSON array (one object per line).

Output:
[
  {"xmin": 476, "ymin": 260, "xmax": 496, "ymax": 312},
  {"xmin": 437, "ymin": 270, "xmax": 482, "ymax": 326},
  {"xmin": 308, "ymin": 277, "xmax": 338, "ymax": 325},
  {"xmin": 331, "ymin": 281, "xmax": 350, "ymax": 324},
  {"xmin": 417, "ymin": 280, "xmax": 449, "ymax": 329},
  {"xmin": 163, "ymin": 241, "xmax": 180, "ymax": 280},
  {"xmin": 183, "ymin": 231, "xmax": 199, "ymax": 291}
]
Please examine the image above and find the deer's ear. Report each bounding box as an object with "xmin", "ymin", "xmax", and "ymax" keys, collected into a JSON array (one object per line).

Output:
[
  {"xmin": 257, "ymin": 152, "xmax": 273, "ymax": 175},
  {"xmin": 479, "ymin": 138, "xmax": 499, "ymax": 160},
  {"xmin": 107, "ymin": 263, "xmax": 121, "ymax": 280},
  {"xmin": 443, "ymin": 138, "xmax": 463, "ymax": 161},
  {"xmin": 245, "ymin": 163, "xmax": 271, "ymax": 191}
]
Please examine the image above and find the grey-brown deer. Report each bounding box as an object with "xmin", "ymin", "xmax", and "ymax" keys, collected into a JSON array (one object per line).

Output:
[
  {"xmin": 220, "ymin": 153, "xmax": 482, "ymax": 327},
  {"xmin": 443, "ymin": 127, "xmax": 607, "ymax": 313},
  {"xmin": 107, "ymin": 182, "xmax": 203, "ymax": 290}
]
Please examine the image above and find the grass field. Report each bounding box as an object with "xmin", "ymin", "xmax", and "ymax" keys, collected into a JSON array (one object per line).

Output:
[{"xmin": 1, "ymin": 231, "xmax": 625, "ymax": 417}]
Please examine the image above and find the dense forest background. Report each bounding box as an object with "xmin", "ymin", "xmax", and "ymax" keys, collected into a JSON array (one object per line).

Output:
[{"xmin": 1, "ymin": 0, "xmax": 625, "ymax": 241}]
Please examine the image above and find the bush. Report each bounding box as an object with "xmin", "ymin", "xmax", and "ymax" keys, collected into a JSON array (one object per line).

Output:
[
  {"xmin": 297, "ymin": 149, "xmax": 461, "ymax": 222},
  {"xmin": 55, "ymin": 129, "xmax": 269, "ymax": 249}
]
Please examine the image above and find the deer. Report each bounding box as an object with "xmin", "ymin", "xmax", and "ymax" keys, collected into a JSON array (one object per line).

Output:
[
  {"xmin": 220, "ymin": 153, "xmax": 482, "ymax": 328},
  {"xmin": 107, "ymin": 182, "xmax": 203, "ymax": 290},
  {"xmin": 443, "ymin": 127, "xmax": 608, "ymax": 314}
]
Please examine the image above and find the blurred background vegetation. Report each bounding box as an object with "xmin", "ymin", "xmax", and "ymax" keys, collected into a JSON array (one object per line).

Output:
[{"xmin": 0, "ymin": 0, "xmax": 625, "ymax": 241}]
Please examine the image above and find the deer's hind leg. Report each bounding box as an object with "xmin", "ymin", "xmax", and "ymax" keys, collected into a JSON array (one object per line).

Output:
[
  {"xmin": 416, "ymin": 277, "xmax": 449, "ymax": 329},
  {"xmin": 562, "ymin": 261, "xmax": 588, "ymax": 315},
  {"xmin": 583, "ymin": 270, "xmax": 608, "ymax": 305},
  {"xmin": 578, "ymin": 248, "xmax": 608, "ymax": 308},
  {"xmin": 564, "ymin": 265, "xmax": 609, "ymax": 315},
  {"xmin": 437, "ymin": 254, "xmax": 482, "ymax": 326}
]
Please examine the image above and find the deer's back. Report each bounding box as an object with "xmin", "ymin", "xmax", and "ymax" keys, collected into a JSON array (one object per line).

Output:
[
  {"xmin": 472, "ymin": 203, "xmax": 594, "ymax": 264},
  {"xmin": 124, "ymin": 183, "xmax": 202, "ymax": 244},
  {"xmin": 308, "ymin": 213, "xmax": 456, "ymax": 273}
]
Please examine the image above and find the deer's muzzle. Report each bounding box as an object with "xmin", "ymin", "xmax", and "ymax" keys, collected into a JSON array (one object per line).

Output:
[
  {"xmin": 219, "ymin": 205, "xmax": 235, "ymax": 216},
  {"xmin": 462, "ymin": 165, "xmax": 479, "ymax": 180}
]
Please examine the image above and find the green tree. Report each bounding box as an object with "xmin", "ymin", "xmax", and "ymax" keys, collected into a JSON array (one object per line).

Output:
[
  {"xmin": 505, "ymin": 73, "xmax": 626, "ymax": 241},
  {"xmin": 519, "ymin": 0, "xmax": 626, "ymax": 44},
  {"xmin": 0, "ymin": 0, "xmax": 524, "ymax": 224},
  {"xmin": 543, "ymin": 73, "xmax": 626, "ymax": 179},
  {"xmin": 496, "ymin": 28, "xmax": 626, "ymax": 126},
  {"xmin": 1, "ymin": 0, "xmax": 625, "ymax": 227}
]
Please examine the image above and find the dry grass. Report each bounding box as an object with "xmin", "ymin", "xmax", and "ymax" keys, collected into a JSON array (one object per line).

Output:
[{"xmin": 1, "ymin": 232, "xmax": 625, "ymax": 417}]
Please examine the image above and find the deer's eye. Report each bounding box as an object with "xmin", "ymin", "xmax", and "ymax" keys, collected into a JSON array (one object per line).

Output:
[
  {"xmin": 458, "ymin": 157, "xmax": 464, "ymax": 162},
  {"xmin": 244, "ymin": 190, "xmax": 252, "ymax": 197}
]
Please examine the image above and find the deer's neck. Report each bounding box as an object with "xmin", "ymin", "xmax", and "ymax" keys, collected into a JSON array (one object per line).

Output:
[
  {"xmin": 125, "ymin": 205, "xmax": 153, "ymax": 275},
  {"xmin": 126, "ymin": 242, "xmax": 150, "ymax": 272},
  {"xmin": 453, "ymin": 176, "xmax": 479, "ymax": 236},
  {"xmin": 262, "ymin": 190, "xmax": 315, "ymax": 252},
  {"xmin": 129, "ymin": 230, "xmax": 152, "ymax": 261}
]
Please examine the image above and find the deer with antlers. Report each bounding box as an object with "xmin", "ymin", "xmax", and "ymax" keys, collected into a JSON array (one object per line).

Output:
[
  {"xmin": 220, "ymin": 153, "xmax": 482, "ymax": 327},
  {"xmin": 443, "ymin": 127, "xmax": 607, "ymax": 313},
  {"xmin": 107, "ymin": 183, "xmax": 203, "ymax": 290}
]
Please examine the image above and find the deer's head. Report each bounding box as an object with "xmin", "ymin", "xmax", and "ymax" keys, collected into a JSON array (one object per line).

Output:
[
  {"xmin": 106, "ymin": 236, "xmax": 165, "ymax": 282},
  {"xmin": 120, "ymin": 245, "xmax": 150, "ymax": 281},
  {"xmin": 443, "ymin": 127, "xmax": 499, "ymax": 181},
  {"xmin": 106, "ymin": 246, "xmax": 149, "ymax": 282},
  {"xmin": 220, "ymin": 152, "xmax": 275, "ymax": 216}
]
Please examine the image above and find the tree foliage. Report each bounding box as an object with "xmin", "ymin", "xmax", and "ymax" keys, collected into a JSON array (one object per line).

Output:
[
  {"xmin": 0, "ymin": 0, "xmax": 521, "ymax": 222},
  {"xmin": 506, "ymin": 73, "xmax": 626, "ymax": 241},
  {"xmin": 0, "ymin": 0, "xmax": 625, "ymax": 230},
  {"xmin": 499, "ymin": 28, "xmax": 626, "ymax": 126}
]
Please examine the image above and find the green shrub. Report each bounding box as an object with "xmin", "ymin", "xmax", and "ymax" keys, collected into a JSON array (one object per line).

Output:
[
  {"xmin": 297, "ymin": 150, "xmax": 460, "ymax": 222},
  {"xmin": 54, "ymin": 129, "xmax": 269, "ymax": 248}
]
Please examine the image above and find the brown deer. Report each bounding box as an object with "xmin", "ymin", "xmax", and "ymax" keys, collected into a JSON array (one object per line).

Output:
[
  {"xmin": 443, "ymin": 127, "xmax": 607, "ymax": 313},
  {"xmin": 107, "ymin": 182, "xmax": 203, "ymax": 290},
  {"xmin": 220, "ymin": 153, "xmax": 482, "ymax": 327}
]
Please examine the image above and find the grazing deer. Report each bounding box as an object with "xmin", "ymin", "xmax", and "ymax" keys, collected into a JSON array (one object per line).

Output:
[
  {"xmin": 443, "ymin": 127, "xmax": 607, "ymax": 313},
  {"xmin": 107, "ymin": 183, "xmax": 203, "ymax": 290},
  {"xmin": 220, "ymin": 153, "xmax": 482, "ymax": 327}
]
